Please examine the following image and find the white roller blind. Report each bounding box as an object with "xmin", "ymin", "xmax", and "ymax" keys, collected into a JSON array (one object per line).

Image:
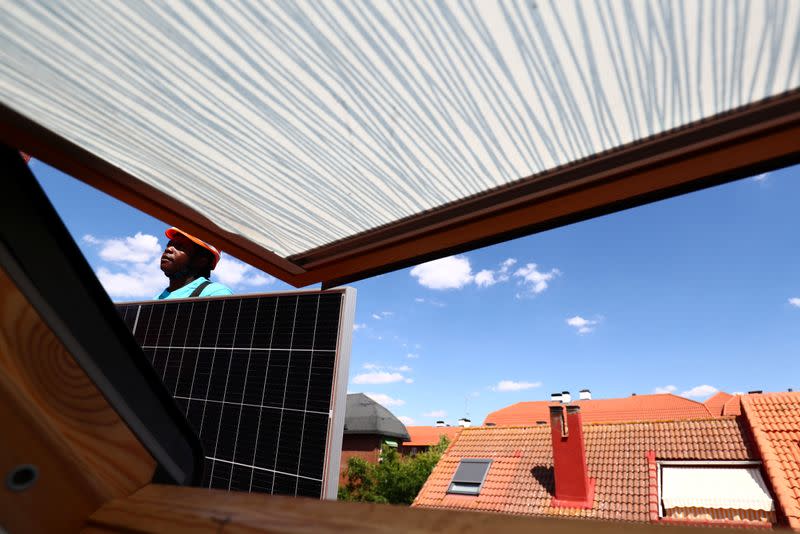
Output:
[
  {"xmin": 2, "ymin": 1, "xmax": 798, "ymax": 257},
  {"xmin": 662, "ymin": 466, "xmax": 774, "ymax": 511}
]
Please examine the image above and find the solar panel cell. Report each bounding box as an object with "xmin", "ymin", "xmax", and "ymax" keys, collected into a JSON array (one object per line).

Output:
[
  {"xmin": 230, "ymin": 465, "xmax": 252, "ymax": 492},
  {"xmin": 251, "ymin": 469, "xmax": 274, "ymax": 493},
  {"xmin": 210, "ymin": 460, "xmax": 233, "ymax": 489}
]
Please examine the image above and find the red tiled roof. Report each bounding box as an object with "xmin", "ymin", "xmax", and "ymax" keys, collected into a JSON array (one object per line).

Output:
[
  {"xmin": 414, "ymin": 418, "xmax": 758, "ymax": 523},
  {"xmin": 723, "ymin": 395, "xmax": 744, "ymax": 416},
  {"xmin": 484, "ymin": 394, "xmax": 712, "ymax": 426},
  {"xmin": 403, "ymin": 426, "xmax": 462, "ymax": 447},
  {"xmin": 741, "ymin": 392, "xmax": 800, "ymax": 530},
  {"xmin": 705, "ymin": 391, "xmax": 734, "ymax": 416}
]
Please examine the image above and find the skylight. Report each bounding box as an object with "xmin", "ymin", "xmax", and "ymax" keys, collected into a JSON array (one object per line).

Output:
[
  {"xmin": 447, "ymin": 459, "xmax": 492, "ymax": 496},
  {"xmin": 659, "ymin": 463, "xmax": 775, "ymax": 523}
]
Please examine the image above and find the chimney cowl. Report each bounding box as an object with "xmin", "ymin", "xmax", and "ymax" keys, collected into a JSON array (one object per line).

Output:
[
  {"xmin": 457, "ymin": 418, "xmax": 471, "ymax": 428},
  {"xmin": 561, "ymin": 391, "xmax": 571, "ymax": 403},
  {"xmin": 579, "ymin": 389, "xmax": 591, "ymax": 400},
  {"xmin": 435, "ymin": 420, "xmax": 445, "ymax": 427},
  {"xmin": 748, "ymin": 390, "xmax": 763, "ymax": 394},
  {"xmin": 550, "ymin": 392, "xmax": 562, "ymax": 402}
]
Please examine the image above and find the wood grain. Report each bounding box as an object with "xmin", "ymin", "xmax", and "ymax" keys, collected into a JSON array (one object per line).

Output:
[
  {"xmin": 87, "ymin": 484, "xmax": 749, "ymax": 534},
  {"xmin": 0, "ymin": 267, "xmax": 155, "ymax": 533}
]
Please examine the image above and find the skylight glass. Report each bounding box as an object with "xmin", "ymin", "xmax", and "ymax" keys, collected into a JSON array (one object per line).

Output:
[{"xmin": 448, "ymin": 458, "xmax": 492, "ymax": 496}]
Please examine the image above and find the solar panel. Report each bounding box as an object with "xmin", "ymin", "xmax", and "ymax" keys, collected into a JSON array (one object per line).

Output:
[{"xmin": 116, "ymin": 289, "xmax": 354, "ymax": 500}]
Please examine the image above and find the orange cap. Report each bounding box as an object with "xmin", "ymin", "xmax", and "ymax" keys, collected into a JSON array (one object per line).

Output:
[{"xmin": 165, "ymin": 227, "xmax": 221, "ymax": 269}]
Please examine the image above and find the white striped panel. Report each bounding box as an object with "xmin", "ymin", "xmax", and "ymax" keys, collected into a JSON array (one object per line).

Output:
[{"xmin": 1, "ymin": 1, "xmax": 798, "ymax": 257}]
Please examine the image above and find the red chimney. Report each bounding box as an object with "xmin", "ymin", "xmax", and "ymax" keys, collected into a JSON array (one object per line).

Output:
[{"xmin": 549, "ymin": 405, "xmax": 595, "ymax": 508}]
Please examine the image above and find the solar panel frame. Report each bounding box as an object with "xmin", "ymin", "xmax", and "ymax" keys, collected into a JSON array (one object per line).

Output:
[{"xmin": 116, "ymin": 287, "xmax": 354, "ymax": 500}]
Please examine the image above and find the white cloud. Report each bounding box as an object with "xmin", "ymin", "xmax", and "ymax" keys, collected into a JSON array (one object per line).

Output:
[
  {"xmin": 95, "ymin": 262, "xmax": 166, "ymax": 299},
  {"xmin": 492, "ymin": 380, "xmax": 542, "ymax": 392},
  {"xmin": 243, "ymin": 273, "xmax": 273, "ymax": 286},
  {"xmin": 353, "ymin": 323, "xmax": 367, "ymax": 331},
  {"xmin": 406, "ymin": 353, "xmax": 419, "ymax": 359},
  {"xmin": 423, "ymin": 410, "xmax": 447, "ymax": 418},
  {"xmin": 789, "ymin": 297, "xmax": 800, "ymax": 308},
  {"xmin": 412, "ymin": 256, "xmax": 529, "ymax": 291},
  {"xmin": 752, "ymin": 173, "xmax": 769, "ymax": 182},
  {"xmin": 404, "ymin": 378, "xmax": 414, "ymax": 384},
  {"xmin": 397, "ymin": 416, "xmax": 415, "ymax": 425},
  {"xmin": 371, "ymin": 313, "xmax": 382, "ymax": 320},
  {"xmin": 514, "ymin": 263, "xmax": 560, "ymax": 296},
  {"xmin": 364, "ymin": 392, "xmax": 405, "ymax": 407},
  {"xmin": 214, "ymin": 256, "xmax": 275, "ymax": 287},
  {"xmin": 395, "ymin": 365, "xmax": 412, "ymax": 372},
  {"xmin": 415, "ymin": 297, "xmax": 446, "ymax": 307},
  {"xmin": 411, "ymin": 255, "xmax": 474, "ymax": 289},
  {"xmin": 474, "ymin": 269, "xmax": 497, "ymax": 288},
  {"xmin": 653, "ymin": 385, "xmax": 677, "ymax": 394},
  {"xmin": 680, "ymin": 384, "xmax": 718, "ymax": 399},
  {"xmin": 96, "ymin": 232, "xmax": 162, "ymax": 263},
  {"xmin": 501, "ymin": 258, "xmax": 518, "ymax": 270},
  {"xmin": 362, "ymin": 363, "xmax": 381, "ymax": 370},
  {"xmin": 352, "ymin": 371, "xmax": 405, "ymax": 385},
  {"xmin": 473, "ymin": 258, "xmax": 518, "ymax": 288},
  {"xmin": 566, "ymin": 315, "xmax": 599, "ymax": 335},
  {"xmin": 380, "ymin": 311, "xmax": 393, "ymax": 317},
  {"xmin": 82, "ymin": 234, "xmax": 101, "ymax": 245},
  {"xmin": 82, "ymin": 232, "xmax": 165, "ymax": 299}
]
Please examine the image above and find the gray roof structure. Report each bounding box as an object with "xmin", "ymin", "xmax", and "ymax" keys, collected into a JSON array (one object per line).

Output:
[{"xmin": 344, "ymin": 393, "xmax": 410, "ymax": 441}]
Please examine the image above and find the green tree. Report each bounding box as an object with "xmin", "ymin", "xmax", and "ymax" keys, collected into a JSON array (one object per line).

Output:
[{"xmin": 338, "ymin": 436, "xmax": 450, "ymax": 505}]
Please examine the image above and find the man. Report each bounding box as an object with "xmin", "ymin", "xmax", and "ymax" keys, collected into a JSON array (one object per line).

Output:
[{"xmin": 156, "ymin": 227, "xmax": 233, "ymax": 299}]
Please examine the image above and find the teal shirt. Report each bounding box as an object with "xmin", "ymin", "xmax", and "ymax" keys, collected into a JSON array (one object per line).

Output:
[{"xmin": 155, "ymin": 277, "xmax": 233, "ymax": 300}]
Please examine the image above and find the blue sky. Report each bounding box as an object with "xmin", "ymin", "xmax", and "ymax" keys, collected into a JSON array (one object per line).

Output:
[{"xmin": 32, "ymin": 161, "xmax": 799, "ymax": 427}]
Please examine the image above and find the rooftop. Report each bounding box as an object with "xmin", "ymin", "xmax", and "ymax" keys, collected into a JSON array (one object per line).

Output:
[
  {"xmin": 484, "ymin": 393, "xmax": 712, "ymax": 426},
  {"xmin": 704, "ymin": 392, "xmax": 734, "ymax": 416},
  {"xmin": 414, "ymin": 418, "xmax": 757, "ymax": 522},
  {"xmin": 742, "ymin": 392, "xmax": 800, "ymax": 529},
  {"xmin": 343, "ymin": 393, "xmax": 410, "ymax": 441},
  {"xmin": 403, "ymin": 426, "xmax": 463, "ymax": 448}
]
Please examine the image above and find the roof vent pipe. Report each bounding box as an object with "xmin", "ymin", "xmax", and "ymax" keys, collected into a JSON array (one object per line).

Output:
[
  {"xmin": 550, "ymin": 392, "xmax": 562, "ymax": 402},
  {"xmin": 579, "ymin": 389, "xmax": 591, "ymax": 400},
  {"xmin": 561, "ymin": 391, "xmax": 571, "ymax": 403}
]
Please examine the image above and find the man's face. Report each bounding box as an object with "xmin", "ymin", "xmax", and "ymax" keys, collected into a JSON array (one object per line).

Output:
[{"xmin": 160, "ymin": 234, "xmax": 195, "ymax": 276}]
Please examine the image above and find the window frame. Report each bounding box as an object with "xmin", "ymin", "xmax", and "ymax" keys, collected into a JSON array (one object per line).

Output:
[
  {"xmin": 447, "ymin": 458, "xmax": 493, "ymax": 496},
  {"xmin": 656, "ymin": 460, "xmax": 765, "ymax": 518}
]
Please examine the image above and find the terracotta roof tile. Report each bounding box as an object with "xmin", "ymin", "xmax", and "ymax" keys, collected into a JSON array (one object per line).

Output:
[
  {"xmin": 723, "ymin": 395, "xmax": 744, "ymax": 416},
  {"xmin": 484, "ymin": 394, "xmax": 712, "ymax": 426},
  {"xmin": 402, "ymin": 426, "xmax": 462, "ymax": 447},
  {"xmin": 741, "ymin": 392, "xmax": 800, "ymax": 530},
  {"xmin": 414, "ymin": 418, "xmax": 758, "ymax": 524},
  {"xmin": 705, "ymin": 391, "xmax": 734, "ymax": 416}
]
